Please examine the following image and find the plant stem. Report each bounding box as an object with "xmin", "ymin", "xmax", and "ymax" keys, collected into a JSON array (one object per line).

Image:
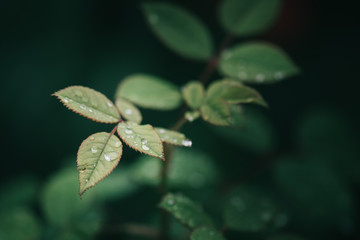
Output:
[
  {"xmin": 199, "ymin": 33, "xmax": 234, "ymax": 85},
  {"xmin": 159, "ymin": 33, "xmax": 234, "ymax": 240}
]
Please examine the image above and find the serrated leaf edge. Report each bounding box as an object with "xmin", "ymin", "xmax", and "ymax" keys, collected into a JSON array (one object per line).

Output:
[
  {"xmin": 52, "ymin": 85, "xmax": 121, "ymax": 124},
  {"xmin": 77, "ymin": 132, "xmax": 123, "ymax": 196}
]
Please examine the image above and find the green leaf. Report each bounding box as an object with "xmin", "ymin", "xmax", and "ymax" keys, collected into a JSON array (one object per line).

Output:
[
  {"xmin": 268, "ymin": 234, "xmax": 308, "ymax": 240},
  {"xmin": 224, "ymin": 185, "xmax": 277, "ymax": 232},
  {"xmin": 155, "ymin": 127, "xmax": 192, "ymax": 147},
  {"xmin": 130, "ymin": 148, "xmax": 219, "ymax": 188},
  {"xmin": 77, "ymin": 132, "xmax": 123, "ymax": 196},
  {"xmin": 191, "ymin": 227, "xmax": 226, "ymax": 240},
  {"xmin": 219, "ymin": 0, "xmax": 282, "ymax": 36},
  {"xmin": 185, "ymin": 110, "xmax": 201, "ymax": 122},
  {"xmin": 206, "ymin": 79, "xmax": 267, "ymax": 107},
  {"xmin": 142, "ymin": 3, "xmax": 214, "ymax": 60},
  {"xmin": 115, "ymin": 74, "xmax": 182, "ymax": 110},
  {"xmin": 53, "ymin": 86, "xmax": 120, "ymax": 123},
  {"xmin": 0, "ymin": 207, "xmax": 41, "ymax": 240},
  {"xmin": 159, "ymin": 193, "xmax": 214, "ymax": 229},
  {"xmin": 219, "ymin": 42, "xmax": 300, "ymax": 83},
  {"xmin": 182, "ymin": 81, "xmax": 205, "ymax": 109},
  {"xmin": 117, "ymin": 121, "xmax": 164, "ymax": 159},
  {"xmin": 115, "ymin": 98, "xmax": 142, "ymax": 124},
  {"xmin": 200, "ymin": 99, "xmax": 231, "ymax": 126},
  {"xmin": 41, "ymin": 168, "xmax": 96, "ymax": 227}
]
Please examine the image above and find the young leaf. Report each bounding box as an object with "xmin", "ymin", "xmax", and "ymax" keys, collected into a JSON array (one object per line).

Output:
[
  {"xmin": 224, "ymin": 186, "xmax": 277, "ymax": 232},
  {"xmin": 115, "ymin": 74, "xmax": 182, "ymax": 110},
  {"xmin": 200, "ymin": 99, "xmax": 231, "ymax": 126},
  {"xmin": 53, "ymin": 86, "xmax": 120, "ymax": 123},
  {"xmin": 155, "ymin": 127, "xmax": 192, "ymax": 147},
  {"xmin": 185, "ymin": 110, "xmax": 201, "ymax": 122},
  {"xmin": 219, "ymin": 0, "xmax": 282, "ymax": 36},
  {"xmin": 159, "ymin": 193, "xmax": 214, "ymax": 229},
  {"xmin": 142, "ymin": 3, "xmax": 214, "ymax": 60},
  {"xmin": 182, "ymin": 81, "xmax": 205, "ymax": 109},
  {"xmin": 206, "ymin": 79, "xmax": 267, "ymax": 107},
  {"xmin": 219, "ymin": 42, "xmax": 300, "ymax": 84},
  {"xmin": 228, "ymin": 104, "xmax": 246, "ymax": 127},
  {"xmin": 77, "ymin": 132, "xmax": 123, "ymax": 196},
  {"xmin": 191, "ymin": 227, "xmax": 226, "ymax": 240},
  {"xmin": 117, "ymin": 121, "xmax": 164, "ymax": 159},
  {"xmin": 115, "ymin": 98, "xmax": 142, "ymax": 124}
]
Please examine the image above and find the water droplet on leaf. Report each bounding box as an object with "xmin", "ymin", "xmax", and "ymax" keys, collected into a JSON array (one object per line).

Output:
[
  {"xmin": 142, "ymin": 145, "xmax": 150, "ymax": 151},
  {"xmin": 91, "ymin": 146, "xmax": 98, "ymax": 153},
  {"xmin": 181, "ymin": 139, "xmax": 192, "ymax": 147},
  {"xmin": 125, "ymin": 109, "xmax": 132, "ymax": 115},
  {"xmin": 80, "ymin": 104, "xmax": 86, "ymax": 110}
]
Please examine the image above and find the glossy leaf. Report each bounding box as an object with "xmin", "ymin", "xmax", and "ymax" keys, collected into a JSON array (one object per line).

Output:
[
  {"xmin": 77, "ymin": 132, "xmax": 123, "ymax": 196},
  {"xmin": 219, "ymin": 42, "xmax": 300, "ymax": 83},
  {"xmin": 200, "ymin": 99, "xmax": 231, "ymax": 126},
  {"xmin": 53, "ymin": 86, "xmax": 120, "ymax": 123},
  {"xmin": 182, "ymin": 81, "xmax": 205, "ymax": 109},
  {"xmin": 115, "ymin": 74, "xmax": 182, "ymax": 110},
  {"xmin": 41, "ymin": 168, "xmax": 96, "ymax": 226},
  {"xmin": 117, "ymin": 121, "xmax": 164, "ymax": 159},
  {"xmin": 206, "ymin": 79, "xmax": 267, "ymax": 107},
  {"xmin": 191, "ymin": 227, "xmax": 226, "ymax": 240},
  {"xmin": 130, "ymin": 148, "xmax": 219, "ymax": 188},
  {"xmin": 155, "ymin": 127, "xmax": 192, "ymax": 147},
  {"xmin": 115, "ymin": 98, "xmax": 142, "ymax": 124},
  {"xmin": 159, "ymin": 193, "xmax": 214, "ymax": 229},
  {"xmin": 219, "ymin": 0, "xmax": 282, "ymax": 36},
  {"xmin": 224, "ymin": 185, "xmax": 277, "ymax": 232},
  {"xmin": 142, "ymin": 3, "xmax": 213, "ymax": 60},
  {"xmin": 185, "ymin": 110, "xmax": 201, "ymax": 122},
  {"xmin": 0, "ymin": 207, "xmax": 41, "ymax": 240}
]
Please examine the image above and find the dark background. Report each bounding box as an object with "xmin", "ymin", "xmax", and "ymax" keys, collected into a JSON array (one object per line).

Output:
[{"xmin": 0, "ymin": 0, "xmax": 359, "ymax": 239}]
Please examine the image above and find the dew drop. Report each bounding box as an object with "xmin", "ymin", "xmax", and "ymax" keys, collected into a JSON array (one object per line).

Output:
[
  {"xmin": 80, "ymin": 104, "xmax": 86, "ymax": 110},
  {"xmin": 255, "ymin": 73, "xmax": 265, "ymax": 82},
  {"xmin": 104, "ymin": 152, "xmax": 118, "ymax": 162},
  {"xmin": 125, "ymin": 109, "xmax": 132, "ymax": 115},
  {"xmin": 159, "ymin": 129, "xmax": 165, "ymax": 133},
  {"xmin": 125, "ymin": 128, "xmax": 133, "ymax": 134},
  {"xmin": 115, "ymin": 141, "xmax": 121, "ymax": 147},
  {"xmin": 93, "ymin": 163, "xmax": 96, "ymax": 167},
  {"xmin": 141, "ymin": 138, "xmax": 148, "ymax": 144},
  {"xmin": 85, "ymin": 179, "xmax": 89, "ymax": 183},
  {"xmin": 89, "ymin": 108, "xmax": 93, "ymax": 113},
  {"xmin": 89, "ymin": 136, "xmax": 95, "ymax": 140},
  {"xmin": 63, "ymin": 97, "xmax": 69, "ymax": 103},
  {"xmin": 107, "ymin": 101, "xmax": 113, "ymax": 107},
  {"xmin": 142, "ymin": 145, "xmax": 150, "ymax": 151},
  {"xmin": 187, "ymin": 115, "xmax": 194, "ymax": 122},
  {"xmin": 181, "ymin": 139, "xmax": 192, "ymax": 147},
  {"xmin": 149, "ymin": 14, "xmax": 158, "ymax": 24},
  {"xmin": 91, "ymin": 146, "xmax": 98, "ymax": 153}
]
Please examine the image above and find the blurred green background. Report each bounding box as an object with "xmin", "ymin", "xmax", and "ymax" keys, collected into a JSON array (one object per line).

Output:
[{"xmin": 0, "ymin": 0, "xmax": 359, "ymax": 240}]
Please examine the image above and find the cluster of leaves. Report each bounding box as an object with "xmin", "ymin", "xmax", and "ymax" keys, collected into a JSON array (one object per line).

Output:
[{"xmin": 53, "ymin": 0, "xmax": 299, "ymax": 200}]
